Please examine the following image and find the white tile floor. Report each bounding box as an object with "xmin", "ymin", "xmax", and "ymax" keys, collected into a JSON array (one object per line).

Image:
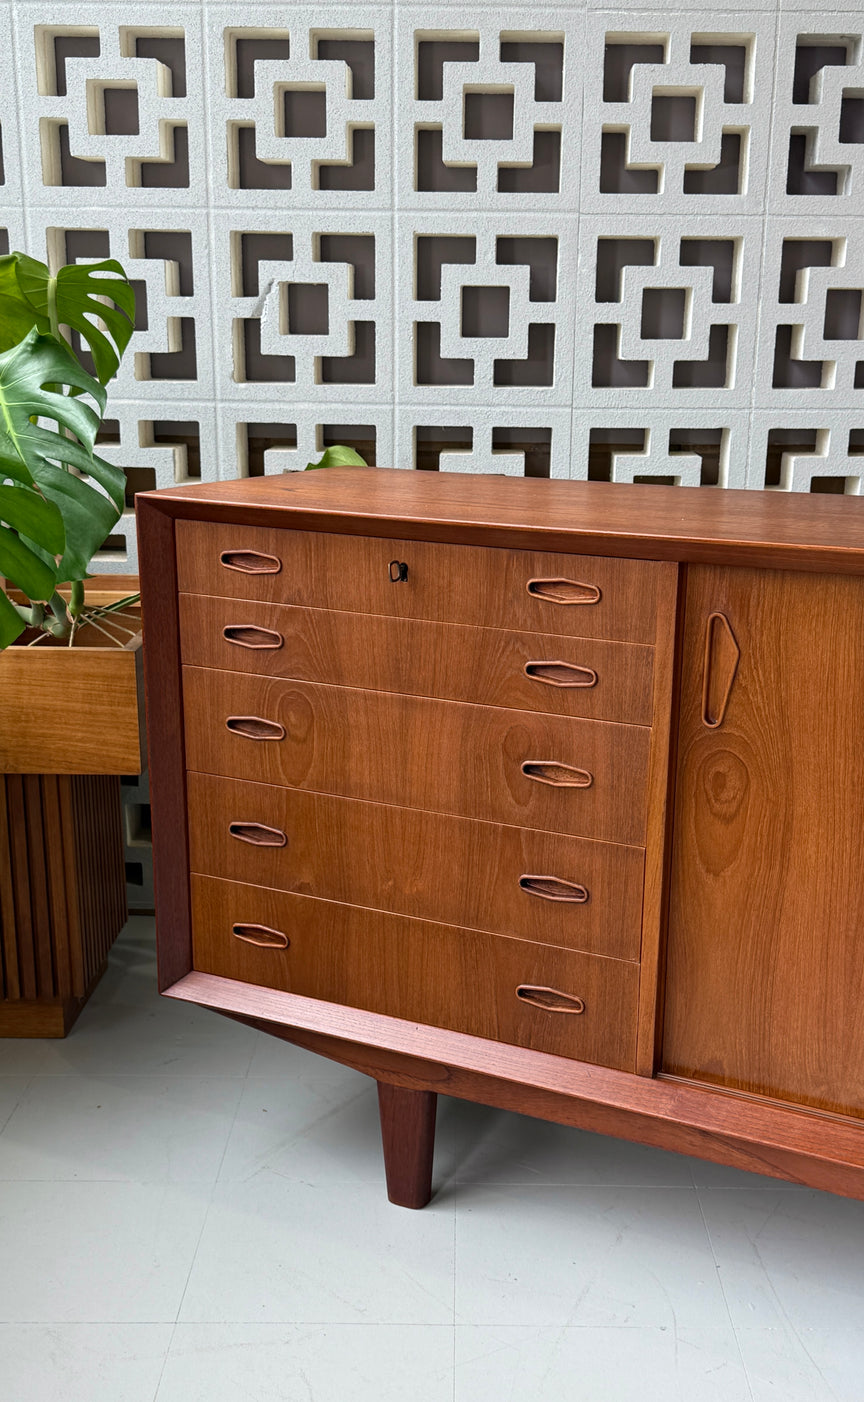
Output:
[{"xmin": 1, "ymin": 918, "xmax": 863, "ymax": 1400}]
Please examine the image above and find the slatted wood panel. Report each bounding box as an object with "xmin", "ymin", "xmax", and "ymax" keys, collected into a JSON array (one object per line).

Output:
[{"xmin": 0, "ymin": 774, "xmax": 127, "ymax": 1033}]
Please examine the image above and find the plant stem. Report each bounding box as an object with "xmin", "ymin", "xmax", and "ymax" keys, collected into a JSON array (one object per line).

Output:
[
  {"xmin": 46, "ymin": 274, "xmax": 61, "ymax": 343},
  {"xmin": 45, "ymin": 589, "xmax": 72, "ymax": 640},
  {"xmin": 69, "ymin": 578, "xmax": 84, "ymax": 618}
]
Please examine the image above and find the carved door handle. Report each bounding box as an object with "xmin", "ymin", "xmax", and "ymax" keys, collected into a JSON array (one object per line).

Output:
[
  {"xmin": 519, "ymin": 875, "xmax": 589, "ymax": 903},
  {"xmin": 228, "ymin": 821, "xmax": 288, "ymax": 847},
  {"xmin": 701, "ymin": 612, "xmax": 740, "ymax": 729},
  {"xmin": 225, "ymin": 715, "xmax": 286, "ymax": 741},
  {"xmin": 524, "ymin": 661, "xmax": 598, "ymax": 689},
  {"xmin": 516, "ymin": 985, "xmax": 585, "ymax": 1014},
  {"xmin": 526, "ymin": 578, "xmax": 601, "ymax": 605},
  {"xmin": 223, "ymin": 624, "xmax": 284, "ymax": 650},
  {"xmin": 231, "ymin": 923, "xmax": 289, "ymax": 948},
  {"xmin": 220, "ymin": 549, "xmax": 282, "ymax": 574},
  {"xmin": 521, "ymin": 760, "xmax": 593, "ymax": 788}
]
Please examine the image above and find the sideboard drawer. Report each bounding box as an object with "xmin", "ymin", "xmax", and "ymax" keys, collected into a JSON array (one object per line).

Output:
[
  {"xmin": 176, "ymin": 520, "xmax": 667, "ymax": 644},
  {"xmin": 190, "ymin": 874, "xmax": 639, "ymax": 1068},
  {"xmin": 187, "ymin": 772, "xmax": 646, "ymax": 960},
  {"xmin": 179, "ymin": 594, "xmax": 656, "ymax": 726},
  {"xmin": 182, "ymin": 667, "xmax": 651, "ymax": 844}
]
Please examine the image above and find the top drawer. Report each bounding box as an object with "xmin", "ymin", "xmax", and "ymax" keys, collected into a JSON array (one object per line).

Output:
[{"xmin": 175, "ymin": 520, "xmax": 668, "ymax": 644}]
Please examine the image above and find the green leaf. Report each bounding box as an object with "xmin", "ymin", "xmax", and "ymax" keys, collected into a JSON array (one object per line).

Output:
[
  {"xmin": 0, "ymin": 482, "xmax": 64, "ymax": 553},
  {"xmin": 0, "ymin": 257, "xmax": 51, "ymax": 351},
  {"xmin": 0, "ymin": 523, "xmax": 58, "ymax": 598},
  {"xmin": 0, "ymin": 253, "xmax": 135, "ymax": 385},
  {"xmin": 0, "ymin": 586, "xmax": 26, "ymax": 647},
  {"xmin": 305, "ymin": 445, "xmax": 368, "ymax": 471},
  {"xmin": 0, "ymin": 328, "xmax": 120, "ymax": 581},
  {"xmin": 36, "ymin": 465, "xmax": 119, "ymax": 580}
]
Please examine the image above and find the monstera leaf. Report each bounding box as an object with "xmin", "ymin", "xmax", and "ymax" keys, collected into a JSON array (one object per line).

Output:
[
  {"xmin": 0, "ymin": 328, "xmax": 125, "ymax": 587},
  {"xmin": 0, "ymin": 481, "xmax": 65, "ymax": 646},
  {"xmin": 305, "ymin": 445, "xmax": 368, "ymax": 470},
  {"xmin": 0, "ymin": 253, "xmax": 135, "ymax": 384}
]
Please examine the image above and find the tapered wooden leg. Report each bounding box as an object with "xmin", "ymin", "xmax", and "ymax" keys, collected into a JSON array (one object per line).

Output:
[{"xmin": 376, "ymin": 1082, "xmax": 438, "ymax": 1208}]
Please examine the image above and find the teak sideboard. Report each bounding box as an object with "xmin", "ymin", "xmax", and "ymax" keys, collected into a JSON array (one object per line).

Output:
[{"xmin": 137, "ymin": 469, "xmax": 864, "ymax": 1207}]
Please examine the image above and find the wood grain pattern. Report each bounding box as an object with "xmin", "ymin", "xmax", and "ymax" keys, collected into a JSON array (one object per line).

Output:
[
  {"xmin": 139, "ymin": 474, "xmax": 864, "ymax": 1203},
  {"xmin": 635, "ymin": 565, "xmax": 684, "ymax": 1075},
  {"xmin": 183, "ymin": 668, "xmax": 651, "ymax": 845},
  {"xmin": 176, "ymin": 520, "xmax": 663, "ymax": 643},
  {"xmin": 0, "ymin": 774, "xmax": 126, "ymax": 1033},
  {"xmin": 663, "ymin": 566, "xmax": 864, "ymax": 1118},
  {"xmin": 377, "ymin": 1083, "xmax": 437, "ymax": 1209},
  {"xmin": 141, "ymin": 467, "xmax": 864, "ymax": 575},
  {"xmin": 136, "ymin": 498, "xmax": 193, "ymax": 991},
  {"xmin": 186, "ymin": 772, "xmax": 645, "ymax": 960},
  {"xmin": 190, "ymin": 874, "xmax": 640, "ymax": 1069},
  {"xmin": 0, "ymin": 633, "xmax": 143, "ymax": 774},
  {"xmin": 166, "ymin": 970, "xmax": 864, "ymax": 1202},
  {"xmin": 179, "ymin": 593, "xmax": 657, "ymax": 725}
]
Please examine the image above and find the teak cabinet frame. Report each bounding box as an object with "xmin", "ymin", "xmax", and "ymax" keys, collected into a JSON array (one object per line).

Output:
[{"xmin": 137, "ymin": 469, "xmax": 864, "ymax": 1207}]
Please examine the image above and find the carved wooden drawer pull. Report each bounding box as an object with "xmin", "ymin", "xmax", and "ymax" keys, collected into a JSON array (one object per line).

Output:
[
  {"xmin": 225, "ymin": 715, "xmax": 286, "ymax": 741},
  {"xmin": 220, "ymin": 549, "xmax": 282, "ymax": 574},
  {"xmin": 231, "ymin": 923, "xmax": 290, "ymax": 949},
  {"xmin": 516, "ymin": 985, "xmax": 585, "ymax": 1014},
  {"xmin": 519, "ymin": 875, "xmax": 589, "ymax": 903},
  {"xmin": 228, "ymin": 821, "xmax": 288, "ymax": 848},
  {"xmin": 701, "ymin": 612, "xmax": 740, "ymax": 730},
  {"xmin": 524, "ymin": 661, "xmax": 598, "ymax": 689},
  {"xmin": 527, "ymin": 578, "xmax": 601, "ymax": 606},
  {"xmin": 223, "ymin": 624, "xmax": 284, "ymax": 650},
  {"xmin": 521, "ymin": 760, "xmax": 593, "ymax": 788}
]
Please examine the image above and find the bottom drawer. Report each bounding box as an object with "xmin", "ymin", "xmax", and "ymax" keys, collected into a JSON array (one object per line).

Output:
[{"xmin": 191, "ymin": 874, "xmax": 639, "ymax": 1070}]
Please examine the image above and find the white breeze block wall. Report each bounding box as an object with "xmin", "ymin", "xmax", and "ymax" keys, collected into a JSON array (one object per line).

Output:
[{"xmin": 1, "ymin": 2, "xmax": 863, "ymax": 574}]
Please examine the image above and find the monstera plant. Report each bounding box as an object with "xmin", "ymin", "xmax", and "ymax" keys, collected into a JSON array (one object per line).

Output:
[{"xmin": 0, "ymin": 251, "xmax": 136, "ymax": 649}]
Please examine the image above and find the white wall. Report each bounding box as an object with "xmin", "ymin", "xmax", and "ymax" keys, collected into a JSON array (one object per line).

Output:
[{"xmin": 1, "ymin": 2, "xmax": 863, "ymax": 572}]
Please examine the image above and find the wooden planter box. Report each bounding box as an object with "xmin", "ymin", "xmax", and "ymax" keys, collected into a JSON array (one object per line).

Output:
[
  {"xmin": 0, "ymin": 579, "xmax": 143, "ymax": 1035},
  {"xmin": 0, "ymin": 582, "xmax": 144, "ymax": 775}
]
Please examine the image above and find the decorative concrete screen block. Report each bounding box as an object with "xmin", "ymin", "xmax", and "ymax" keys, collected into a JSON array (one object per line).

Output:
[
  {"xmin": 397, "ymin": 10, "xmax": 581, "ymax": 213},
  {"xmin": 212, "ymin": 209, "xmax": 392, "ymax": 402},
  {"xmin": 16, "ymin": 6, "xmax": 206, "ymax": 207},
  {"xmin": 771, "ymin": 16, "xmax": 864, "ymax": 212},
  {"xmin": 395, "ymin": 404, "xmax": 573, "ymax": 477},
  {"xmin": 400, "ymin": 214, "xmax": 576, "ymax": 407},
  {"xmin": 216, "ymin": 403, "xmax": 394, "ymax": 478},
  {"xmin": 582, "ymin": 11, "xmax": 777, "ymax": 215},
  {"xmin": 571, "ymin": 409, "xmax": 749, "ymax": 489},
  {"xmin": 48, "ymin": 218, "xmax": 214, "ymax": 401},
  {"xmin": 758, "ymin": 219, "xmax": 864, "ymax": 408},
  {"xmin": 206, "ymin": 5, "xmax": 392, "ymax": 209},
  {"xmin": 89, "ymin": 403, "xmax": 219, "ymax": 567},
  {"xmin": 577, "ymin": 216, "xmax": 760, "ymax": 408},
  {"xmin": 0, "ymin": 7, "xmax": 22, "ymax": 212},
  {"xmin": 751, "ymin": 410, "xmax": 864, "ymax": 494},
  {"xmin": 0, "ymin": 0, "xmax": 861, "ymax": 585}
]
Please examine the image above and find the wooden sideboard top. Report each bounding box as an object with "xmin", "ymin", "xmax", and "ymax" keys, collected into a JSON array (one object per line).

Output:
[{"xmin": 136, "ymin": 467, "xmax": 864, "ymax": 573}]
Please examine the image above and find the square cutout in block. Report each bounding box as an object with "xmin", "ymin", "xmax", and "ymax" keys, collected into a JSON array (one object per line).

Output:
[
  {"xmin": 650, "ymin": 94, "xmax": 696, "ymax": 143},
  {"xmin": 641, "ymin": 287, "xmax": 686, "ymax": 340},
  {"xmin": 464, "ymin": 91, "xmax": 514, "ymax": 140},
  {"xmin": 461, "ymin": 285, "xmax": 510, "ymax": 338},
  {"xmin": 283, "ymin": 88, "xmax": 327, "ymax": 139},
  {"xmin": 286, "ymin": 283, "xmax": 329, "ymax": 336}
]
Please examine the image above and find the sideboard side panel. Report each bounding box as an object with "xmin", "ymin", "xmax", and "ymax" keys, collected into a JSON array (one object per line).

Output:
[{"xmin": 136, "ymin": 499, "xmax": 193, "ymax": 990}]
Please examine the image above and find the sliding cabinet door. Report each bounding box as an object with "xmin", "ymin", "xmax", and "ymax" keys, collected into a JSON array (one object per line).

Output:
[{"xmin": 663, "ymin": 565, "xmax": 864, "ymax": 1118}]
